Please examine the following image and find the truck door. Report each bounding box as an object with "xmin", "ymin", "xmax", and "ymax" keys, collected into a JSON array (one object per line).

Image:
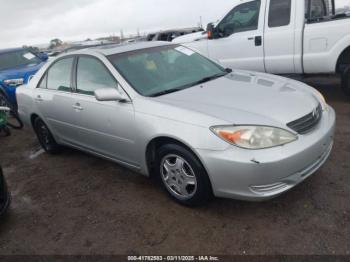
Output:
[
  {"xmin": 264, "ymin": 0, "xmax": 301, "ymax": 74},
  {"xmin": 206, "ymin": 0, "xmax": 266, "ymax": 72}
]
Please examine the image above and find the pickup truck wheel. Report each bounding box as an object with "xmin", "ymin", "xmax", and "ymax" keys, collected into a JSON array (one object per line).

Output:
[
  {"xmin": 155, "ymin": 144, "xmax": 212, "ymax": 206},
  {"xmin": 342, "ymin": 66, "xmax": 350, "ymax": 96},
  {"xmin": 34, "ymin": 118, "xmax": 61, "ymax": 154}
]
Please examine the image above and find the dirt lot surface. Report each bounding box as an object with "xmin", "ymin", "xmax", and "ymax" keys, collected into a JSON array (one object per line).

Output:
[{"xmin": 0, "ymin": 77, "xmax": 349, "ymax": 255}]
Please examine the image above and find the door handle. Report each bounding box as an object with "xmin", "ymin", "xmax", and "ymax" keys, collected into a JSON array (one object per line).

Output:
[
  {"xmin": 72, "ymin": 103, "xmax": 84, "ymax": 111},
  {"xmin": 35, "ymin": 95, "xmax": 44, "ymax": 102},
  {"xmin": 255, "ymin": 36, "xmax": 262, "ymax": 46}
]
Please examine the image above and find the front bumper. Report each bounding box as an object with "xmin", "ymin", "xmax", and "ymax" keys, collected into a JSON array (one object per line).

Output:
[{"xmin": 196, "ymin": 106, "xmax": 336, "ymax": 201}]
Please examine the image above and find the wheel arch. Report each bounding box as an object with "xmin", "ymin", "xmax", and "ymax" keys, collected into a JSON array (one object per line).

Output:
[
  {"xmin": 145, "ymin": 136, "xmax": 211, "ymax": 182},
  {"xmin": 336, "ymin": 46, "xmax": 350, "ymax": 74},
  {"xmin": 30, "ymin": 113, "xmax": 40, "ymax": 129}
]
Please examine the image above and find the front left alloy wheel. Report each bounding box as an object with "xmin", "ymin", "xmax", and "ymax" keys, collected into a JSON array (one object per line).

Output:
[
  {"xmin": 156, "ymin": 144, "xmax": 212, "ymax": 206},
  {"xmin": 160, "ymin": 154, "xmax": 198, "ymax": 200}
]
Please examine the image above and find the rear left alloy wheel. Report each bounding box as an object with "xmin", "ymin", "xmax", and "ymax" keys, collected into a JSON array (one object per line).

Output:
[
  {"xmin": 34, "ymin": 118, "xmax": 61, "ymax": 154},
  {"xmin": 156, "ymin": 144, "xmax": 212, "ymax": 206}
]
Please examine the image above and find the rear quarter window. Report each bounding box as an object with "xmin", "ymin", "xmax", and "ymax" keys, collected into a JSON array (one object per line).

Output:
[{"xmin": 37, "ymin": 74, "xmax": 48, "ymax": 89}]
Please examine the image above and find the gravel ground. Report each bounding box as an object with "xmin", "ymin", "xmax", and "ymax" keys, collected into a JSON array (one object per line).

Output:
[{"xmin": 0, "ymin": 76, "xmax": 349, "ymax": 255}]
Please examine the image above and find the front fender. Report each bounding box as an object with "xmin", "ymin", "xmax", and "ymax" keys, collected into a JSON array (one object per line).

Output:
[{"xmin": 135, "ymin": 112, "xmax": 230, "ymax": 176}]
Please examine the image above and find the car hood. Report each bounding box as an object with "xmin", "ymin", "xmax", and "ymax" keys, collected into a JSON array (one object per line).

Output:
[
  {"xmin": 151, "ymin": 70, "xmax": 320, "ymax": 127},
  {"xmin": 172, "ymin": 31, "xmax": 208, "ymax": 44},
  {"xmin": 0, "ymin": 62, "xmax": 45, "ymax": 84}
]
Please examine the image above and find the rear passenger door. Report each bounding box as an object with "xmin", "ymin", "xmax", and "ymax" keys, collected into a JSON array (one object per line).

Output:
[
  {"xmin": 71, "ymin": 55, "xmax": 137, "ymax": 166},
  {"xmin": 264, "ymin": 0, "xmax": 299, "ymax": 74},
  {"xmin": 34, "ymin": 57, "xmax": 79, "ymax": 144}
]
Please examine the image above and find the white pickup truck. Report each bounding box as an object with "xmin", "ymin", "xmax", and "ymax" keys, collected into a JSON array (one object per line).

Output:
[{"xmin": 173, "ymin": 0, "xmax": 350, "ymax": 95}]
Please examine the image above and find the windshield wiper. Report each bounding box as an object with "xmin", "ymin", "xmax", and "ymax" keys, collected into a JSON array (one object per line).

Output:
[
  {"xmin": 149, "ymin": 88, "xmax": 184, "ymax": 97},
  {"xmin": 149, "ymin": 72, "xmax": 228, "ymax": 97},
  {"xmin": 189, "ymin": 72, "xmax": 228, "ymax": 86}
]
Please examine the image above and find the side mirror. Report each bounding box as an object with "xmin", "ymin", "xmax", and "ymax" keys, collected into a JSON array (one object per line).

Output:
[
  {"xmin": 206, "ymin": 23, "xmax": 215, "ymax": 39},
  {"xmin": 94, "ymin": 88, "xmax": 130, "ymax": 102}
]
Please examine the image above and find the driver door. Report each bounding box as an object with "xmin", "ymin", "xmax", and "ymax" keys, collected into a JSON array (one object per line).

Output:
[{"xmin": 207, "ymin": 0, "xmax": 266, "ymax": 72}]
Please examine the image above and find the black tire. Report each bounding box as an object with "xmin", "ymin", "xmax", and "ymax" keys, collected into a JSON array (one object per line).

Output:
[
  {"xmin": 3, "ymin": 126, "xmax": 11, "ymax": 136},
  {"xmin": 341, "ymin": 66, "xmax": 350, "ymax": 96},
  {"xmin": 33, "ymin": 118, "xmax": 61, "ymax": 154},
  {"xmin": 6, "ymin": 112, "xmax": 23, "ymax": 130},
  {"xmin": 155, "ymin": 144, "xmax": 212, "ymax": 206}
]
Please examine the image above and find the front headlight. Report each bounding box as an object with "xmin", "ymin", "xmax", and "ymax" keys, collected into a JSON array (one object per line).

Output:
[
  {"xmin": 3, "ymin": 78, "xmax": 24, "ymax": 87},
  {"xmin": 314, "ymin": 92, "xmax": 328, "ymax": 111},
  {"xmin": 211, "ymin": 125, "xmax": 297, "ymax": 149}
]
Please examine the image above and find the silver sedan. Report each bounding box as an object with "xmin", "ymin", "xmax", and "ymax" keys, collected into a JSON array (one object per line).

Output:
[{"xmin": 17, "ymin": 42, "xmax": 335, "ymax": 206}]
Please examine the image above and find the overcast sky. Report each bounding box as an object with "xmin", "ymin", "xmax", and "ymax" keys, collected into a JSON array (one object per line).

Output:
[
  {"xmin": 1, "ymin": 0, "xmax": 349, "ymax": 49},
  {"xmin": 0, "ymin": 0, "xmax": 236, "ymax": 49}
]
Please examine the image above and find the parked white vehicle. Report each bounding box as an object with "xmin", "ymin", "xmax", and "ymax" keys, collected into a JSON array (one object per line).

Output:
[{"xmin": 173, "ymin": 0, "xmax": 350, "ymax": 95}]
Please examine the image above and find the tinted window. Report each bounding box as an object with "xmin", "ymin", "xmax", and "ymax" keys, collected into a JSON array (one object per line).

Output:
[
  {"xmin": 0, "ymin": 50, "xmax": 42, "ymax": 71},
  {"xmin": 269, "ymin": 0, "xmax": 291, "ymax": 27},
  {"xmin": 159, "ymin": 33, "xmax": 170, "ymax": 41},
  {"xmin": 306, "ymin": 0, "xmax": 328, "ymax": 21},
  {"xmin": 217, "ymin": 1, "xmax": 260, "ymax": 37},
  {"xmin": 77, "ymin": 56, "xmax": 117, "ymax": 96},
  {"xmin": 47, "ymin": 58, "xmax": 74, "ymax": 92}
]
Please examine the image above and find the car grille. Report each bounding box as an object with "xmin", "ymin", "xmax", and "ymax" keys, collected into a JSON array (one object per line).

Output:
[{"xmin": 287, "ymin": 104, "xmax": 323, "ymax": 134}]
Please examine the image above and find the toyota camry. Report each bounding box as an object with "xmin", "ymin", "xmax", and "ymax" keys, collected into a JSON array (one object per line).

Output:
[{"xmin": 17, "ymin": 42, "xmax": 335, "ymax": 206}]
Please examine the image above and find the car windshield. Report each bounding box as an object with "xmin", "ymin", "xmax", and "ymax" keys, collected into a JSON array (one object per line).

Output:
[
  {"xmin": 108, "ymin": 45, "xmax": 227, "ymax": 97},
  {"xmin": 0, "ymin": 50, "xmax": 42, "ymax": 71}
]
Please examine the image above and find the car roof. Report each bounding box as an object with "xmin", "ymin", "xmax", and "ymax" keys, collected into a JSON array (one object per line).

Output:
[
  {"xmin": 0, "ymin": 47, "xmax": 24, "ymax": 54},
  {"xmin": 69, "ymin": 41, "xmax": 175, "ymax": 56}
]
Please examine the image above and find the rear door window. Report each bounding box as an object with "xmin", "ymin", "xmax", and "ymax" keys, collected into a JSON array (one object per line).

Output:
[
  {"xmin": 268, "ymin": 0, "xmax": 292, "ymax": 27},
  {"xmin": 305, "ymin": 0, "xmax": 328, "ymax": 21},
  {"xmin": 47, "ymin": 57, "xmax": 74, "ymax": 92}
]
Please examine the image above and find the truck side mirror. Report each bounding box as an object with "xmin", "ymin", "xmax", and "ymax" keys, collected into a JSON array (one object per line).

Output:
[{"xmin": 206, "ymin": 23, "xmax": 215, "ymax": 39}]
